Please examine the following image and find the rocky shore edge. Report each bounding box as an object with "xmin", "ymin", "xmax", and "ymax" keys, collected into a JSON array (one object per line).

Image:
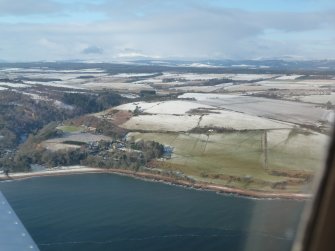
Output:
[{"xmin": 0, "ymin": 167, "xmax": 312, "ymax": 200}]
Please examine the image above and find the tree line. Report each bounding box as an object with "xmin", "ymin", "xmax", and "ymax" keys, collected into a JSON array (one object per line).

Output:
[{"xmin": 1, "ymin": 121, "xmax": 164, "ymax": 172}]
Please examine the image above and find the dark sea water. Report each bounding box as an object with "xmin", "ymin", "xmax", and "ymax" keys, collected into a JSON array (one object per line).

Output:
[{"xmin": 0, "ymin": 174, "xmax": 304, "ymax": 251}]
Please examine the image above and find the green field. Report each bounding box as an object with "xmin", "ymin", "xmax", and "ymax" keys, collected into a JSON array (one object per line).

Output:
[
  {"xmin": 129, "ymin": 129, "xmax": 328, "ymax": 192},
  {"xmin": 57, "ymin": 125, "xmax": 84, "ymax": 133}
]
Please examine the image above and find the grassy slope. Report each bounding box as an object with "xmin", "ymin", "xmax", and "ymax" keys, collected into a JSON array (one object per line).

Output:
[
  {"xmin": 57, "ymin": 125, "xmax": 84, "ymax": 133},
  {"xmin": 130, "ymin": 130, "xmax": 328, "ymax": 192}
]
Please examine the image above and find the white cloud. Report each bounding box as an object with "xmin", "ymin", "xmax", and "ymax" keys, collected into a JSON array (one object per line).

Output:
[
  {"xmin": 37, "ymin": 38, "xmax": 59, "ymax": 49},
  {"xmin": 0, "ymin": 3, "xmax": 334, "ymax": 61}
]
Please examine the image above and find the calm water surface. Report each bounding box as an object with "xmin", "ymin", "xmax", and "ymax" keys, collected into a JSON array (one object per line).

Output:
[{"xmin": 0, "ymin": 174, "xmax": 304, "ymax": 251}]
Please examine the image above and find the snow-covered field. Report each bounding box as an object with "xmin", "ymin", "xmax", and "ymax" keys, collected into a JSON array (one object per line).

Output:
[
  {"xmin": 0, "ymin": 82, "xmax": 30, "ymax": 88},
  {"xmin": 158, "ymin": 72, "xmax": 276, "ymax": 81},
  {"xmin": 225, "ymin": 74, "xmax": 277, "ymax": 81},
  {"xmin": 179, "ymin": 93, "xmax": 236, "ymax": 100},
  {"xmin": 173, "ymin": 83, "xmax": 230, "ymax": 92},
  {"xmin": 1, "ymin": 67, "xmax": 333, "ymax": 129},
  {"xmin": 224, "ymin": 82, "xmax": 316, "ymax": 92},
  {"xmin": 112, "ymin": 73, "xmax": 159, "ymax": 78},
  {"xmin": 275, "ymin": 75, "xmax": 304, "ymax": 80},
  {"xmin": 224, "ymin": 84, "xmax": 270, "ymax": 92},
  {"xmin": 296, "ymin": 79, "xmax": 335, "ymax": 86},
  {"xmin": 82, "ymin": 81, "xmax": 153, "ymax": 91},
  {"xmin": 132, "ymin": 78, "xmax": 162, "ymax": 85},
  {"xmin": 179, "ymin": 93, "xmax": 333, "ymax": 125},
  {"xmin": 160, "ymin": 72, "xmax": 227, "ymax": 81},
  {"xmin": 0, "ymin": 68, "xmax": 106, "ymax": 73},
  {"xmin": 171, "ymin": 85, "xmax": 222, "ymax": 93},
  {"xmin": 115, "ymin": 100, "xmax": 214, "ymax": 115},
  {"xmin": 24, "ymin": 80, "xmax": 86, "ymax": 89},
  {"xmin": 145, "ymin": 101, "xmax": 213, "ymax": 114},
  {"xmin": 214, "ymin": 78, "xmax": 335, "ymax": 92},
  {"xmin": 254, "ymin": 80, "xmax": 321, "ymax": 89},
  {"xmin": 199, "ymin": 111, "xmax": 292, "ymax": 130},
  {"xmin": 117, "ymin": 99, "xmax": 294, "ymax": 131},
  {"xmin": 294, "ymin": 94, "xmax": 335, "ymax": 104},
  {"xmin": 122, "ymin": 114, "xmax": 200, "ymax": 132}
]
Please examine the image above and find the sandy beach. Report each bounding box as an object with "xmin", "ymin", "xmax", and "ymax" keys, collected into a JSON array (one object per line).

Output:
[{"xmin": 0, "ymin": 166, "xmax": 312, "ymax": 200}]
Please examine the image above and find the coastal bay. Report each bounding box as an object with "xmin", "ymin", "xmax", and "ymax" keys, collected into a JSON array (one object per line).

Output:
[{"xmin": 0, "ymin": 173, "xmax": 304, "ymax": 251}]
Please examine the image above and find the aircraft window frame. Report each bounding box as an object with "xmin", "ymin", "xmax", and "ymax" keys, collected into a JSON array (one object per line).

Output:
[{"xmin": 294, "ymin": 124, "xmax": 335, "ymax": 251}]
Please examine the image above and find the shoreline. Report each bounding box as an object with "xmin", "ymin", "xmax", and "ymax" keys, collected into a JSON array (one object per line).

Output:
[{"xmin": 0, "ymin": 167, "xmax": 312, "ymax": 200}]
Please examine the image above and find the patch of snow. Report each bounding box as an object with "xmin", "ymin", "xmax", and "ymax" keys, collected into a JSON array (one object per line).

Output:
[
  {"xmin": 0, "ymin": 68, "xmax": 105, "ymax": 73},
  {"xmin": 120, "ymin": 93, "xmax": 140, "ymax": 99},
  {"xmin": 54, "ymin": 100, "xmax": 74, "ymax": 110},
  {"xmin": 186, "ymin": 63, "xmax": 219, "ymax": 68},
  {"xmin": 227, "ymin": 74, "xmax": 277, "ymax": 81},
  {"xmin": 178, "ymin": 93, "xmax": 236, "ymax": 101},
  {"xmin": 113, "ymin": 73, "xmax": 159, "ymax": 78},
  {"xmin": 172, "ymin": 85, "xmax": 223, "ymax": 92},
  {"xmin": 0, "ymin": 82, "xmax": 30, "ymax": 88},
  {"xmin": 160, "ymin": 73, "xmax": 228, "ymax": 81},
  {"xmin": 173, "ymin": 82, "xmax": 232, "ymax": 92},
  {"xmin": 275, "ymin": 75, "xmax": 304, "ymax": 80},
  {"xmin": 21, "ymin": 92, "xmax": 49, "ymax": 101},
  {"xmin": 82, "ymin": 82, "xmax": 153, "ymax": 90},
  {"xmin": 24, "ymin": 80, "xmax": 86, "ymax": 89}
]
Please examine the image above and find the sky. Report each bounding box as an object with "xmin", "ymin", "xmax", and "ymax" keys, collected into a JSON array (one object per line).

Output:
[{"xmin": 0, "ymin": 0, "xmax": 334, "ymax": 62}]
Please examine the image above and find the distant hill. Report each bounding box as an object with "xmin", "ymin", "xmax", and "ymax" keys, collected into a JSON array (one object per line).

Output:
[{"xmin": 0, "ymin": 59, "xmax": 334, "ymax": 74}]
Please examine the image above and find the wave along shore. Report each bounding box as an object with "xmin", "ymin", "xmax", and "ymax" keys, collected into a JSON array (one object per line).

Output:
[{"xmin": 0, "ymin": 166, "xmax": 312, "ymax": 200}]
